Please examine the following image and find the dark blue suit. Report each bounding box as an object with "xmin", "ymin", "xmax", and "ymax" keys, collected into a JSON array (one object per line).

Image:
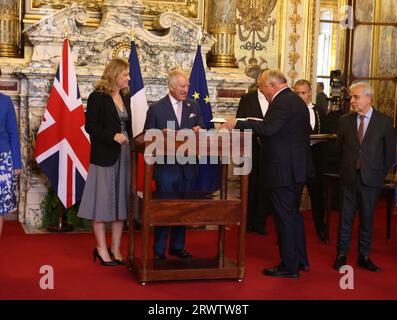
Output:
[
  {"xmin": 236, "ymin": 87, "xmax": 312, "ymax": 273},
  {"xmin": 144, "ymin": 95, "xmax": 203, "ymax": 256}
]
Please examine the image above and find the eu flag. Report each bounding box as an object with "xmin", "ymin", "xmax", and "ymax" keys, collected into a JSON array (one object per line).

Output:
[{"xmin": 188, "ymin": 45, "xmax": 221, "ymax": 192}]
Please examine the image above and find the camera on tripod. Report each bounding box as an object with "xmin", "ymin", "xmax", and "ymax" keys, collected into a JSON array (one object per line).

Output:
[{"xmin": 328, "ymin": 70, "xmax": 350, "ymax": 110}]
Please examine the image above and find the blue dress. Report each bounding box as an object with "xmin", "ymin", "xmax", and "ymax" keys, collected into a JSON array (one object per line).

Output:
[
  {"xmin": 0, "ymin": 151, "xmax": 17, "ymax": 215},
  {"xmin": 0, "ymin": 93, "xmax": 21, "ymax": 215}
]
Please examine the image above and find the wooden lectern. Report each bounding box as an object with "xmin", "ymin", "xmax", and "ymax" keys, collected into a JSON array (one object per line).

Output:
[{"xmin": 127, "ymin": 130, "xmax": 251, "ymax": 284}]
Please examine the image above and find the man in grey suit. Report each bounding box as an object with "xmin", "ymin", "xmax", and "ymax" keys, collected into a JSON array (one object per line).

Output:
[{"xmin": 334, "ymin": 82, "xmax": 395, "ymax": 272}]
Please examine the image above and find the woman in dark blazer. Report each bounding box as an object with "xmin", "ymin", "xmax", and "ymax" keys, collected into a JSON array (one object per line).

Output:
[{"xmin": 78, "ymin": 59, "xmax": 132, "ymax": 266}]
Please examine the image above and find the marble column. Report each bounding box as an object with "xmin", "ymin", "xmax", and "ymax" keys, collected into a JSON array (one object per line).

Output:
[
  {"xmin": 0, "ymin": 0, "xmax": 21, "ymax": 57},
  {"xmin": 208, "ymin": 0, "xmax": 238, "ymax": 68}
]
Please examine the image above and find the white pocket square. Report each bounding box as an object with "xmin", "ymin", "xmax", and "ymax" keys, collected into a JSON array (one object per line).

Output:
[{"xmin": 189, "ymin": 113, "xmax": 197, "ymax": 118}]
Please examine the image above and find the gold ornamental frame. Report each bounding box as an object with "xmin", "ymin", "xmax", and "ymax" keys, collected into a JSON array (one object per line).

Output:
[{"xmin": 23, "ymin": 0, "xmax": 205, "ymax": 29}]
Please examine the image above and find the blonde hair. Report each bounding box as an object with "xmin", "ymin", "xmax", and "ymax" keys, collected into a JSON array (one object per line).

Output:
[{"xmin": 95, "ymin": 59, "xmax": 129, "ymax": 95}]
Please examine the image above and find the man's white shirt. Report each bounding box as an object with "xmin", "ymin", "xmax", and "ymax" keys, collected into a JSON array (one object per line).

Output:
[
  {"xmin": 307, "ymin": 102, "xmax": 315, "ymax": 131},
  {"xmin": 258, "ymin": 90, "xmax": 269, "ymax": 117}
]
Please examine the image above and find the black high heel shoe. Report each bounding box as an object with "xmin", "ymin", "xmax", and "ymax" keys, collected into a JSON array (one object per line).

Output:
[
  {"xmin": 108, "ymin": 247, "xmax": 125, "ymax": 265},
  {"xmin": 93, "ymin": 248, "xmax": 118, "ymax": 266}
]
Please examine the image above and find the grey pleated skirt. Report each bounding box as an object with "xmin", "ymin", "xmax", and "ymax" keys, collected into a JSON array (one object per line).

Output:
[{"xmin": 77, "ymin": 143, "xmax": 130, "ymax": 222}]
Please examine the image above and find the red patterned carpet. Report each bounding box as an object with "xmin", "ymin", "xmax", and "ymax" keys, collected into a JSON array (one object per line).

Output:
[{"xmin": 1, "ymin": 201, "xmax": 397, "ymax": 300}]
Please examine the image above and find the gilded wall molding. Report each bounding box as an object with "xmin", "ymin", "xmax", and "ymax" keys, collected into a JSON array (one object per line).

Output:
[
  {"xmin": 31, "ymin": 0, "xmax": 102, "ymax": 11},
  {"xmin": 304, "ymin": 0, "xmax": 318, "ymax": 83},
  {"xmin": 142, "ymin": 0, "xmax": 199, "ymax": 19},
  {"xmin": 24, "ymin": 0, "xmax": 103, "ymax": 26},
  {"xmin": 287, "ymin": 0, "xmax": 302, "ymax": 84},
  {"xmin": 24, "ymin": 0, "xmax": 204, "ymax": 28}
]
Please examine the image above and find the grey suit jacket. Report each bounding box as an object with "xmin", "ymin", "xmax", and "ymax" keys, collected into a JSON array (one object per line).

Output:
[{"xmin": 336, "ymin": 109, "xmax": 395, "ymax": 187}]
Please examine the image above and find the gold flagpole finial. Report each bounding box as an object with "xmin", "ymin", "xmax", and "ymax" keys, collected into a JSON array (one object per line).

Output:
[
  {"xmin": 130, "ymin": 27, "xmax": 136, "ymax": 41},
  {"xmin": 197, "ymin": 29, "xmax": 203, "ymax": 45}
]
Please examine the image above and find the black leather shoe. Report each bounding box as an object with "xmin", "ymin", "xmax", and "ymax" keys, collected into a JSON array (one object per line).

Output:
[
  {"xmin": 108, "ymin": 247, "xmax": 125, "ymax": 265},
  {"xmin": 169, "ymin": 249, "xmax": 192, "ymax": 259},
  {"xmin": 299, "ymin": 265, "xmax": 311, "ymax": 272},
  {"xmin": 262, "ymin": 267, "xmax": 299, "ymax": 278},
  {"xmin": 334, "ymin": 254, "xmax": 347, "ymax": 270},
  {"xmin": 93, "ymin": 248, "xmax": 118, "ymax": 266},
  {"xmin": 357, "ymin": 256, "xmax": 380, "ymax": 272}
]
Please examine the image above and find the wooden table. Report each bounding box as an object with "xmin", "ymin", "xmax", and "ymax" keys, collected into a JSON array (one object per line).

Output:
[{"xmin": 127, "ymin": 131, "xmax": 250, "ymax": 284}]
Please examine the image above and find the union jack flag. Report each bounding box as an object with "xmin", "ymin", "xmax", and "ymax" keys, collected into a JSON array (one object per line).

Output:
[{"xmin": 34, "ymin": 38, "xmax": 90, "ymax": 208}]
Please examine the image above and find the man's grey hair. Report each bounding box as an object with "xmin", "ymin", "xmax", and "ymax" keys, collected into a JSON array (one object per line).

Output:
[
  {"xmin": 167, "ymin": 69, "xmax": 188, "ymax": 89},
  {"xmin": 260, "ymin": 69, "xmax": 288, "ymax": 85},
  {"xmin": 349, "ymin": 82, "xmax": 374, "ymax": 97}
]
